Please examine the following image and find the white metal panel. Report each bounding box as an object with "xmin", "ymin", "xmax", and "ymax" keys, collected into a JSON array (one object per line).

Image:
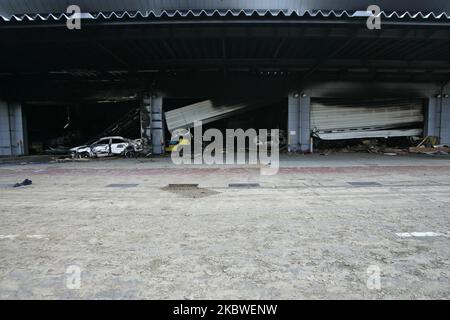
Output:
[
  {"xmin": 165, "ymin": 99, "xmax": 268, "ymax": 132},
  {"xmin": 317, "ymin": 128, "xmax": 423, "ymax": 140},
  {"xmin": 311, "ymin": 98, "xmax": 424, "ymax": 140}
]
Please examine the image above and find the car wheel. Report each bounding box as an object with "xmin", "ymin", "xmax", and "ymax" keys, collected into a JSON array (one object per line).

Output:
[{"xmin": 124, "ymin": 150, "xmax": 135, "ymax": 158}]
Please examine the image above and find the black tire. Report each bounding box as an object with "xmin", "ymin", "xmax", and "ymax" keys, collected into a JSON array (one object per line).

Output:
[
  {"xmin": 124, "ymin": 149, "xmax": 136, "ymax": 159},
  {"xmin": 76, "ymin": 151, "xmax": 90, "ymax": 158}
]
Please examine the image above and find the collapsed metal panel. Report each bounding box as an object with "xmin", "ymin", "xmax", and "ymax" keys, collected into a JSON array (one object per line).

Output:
[
  {"xmin": 165, "ymin": 99, "xmax": 268, "ymax": 132},
  {"xmin": 311, "ymin": 98, "xmax": 424, "ymax": 140}
]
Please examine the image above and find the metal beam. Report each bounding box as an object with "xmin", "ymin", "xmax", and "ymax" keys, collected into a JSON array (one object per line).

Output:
[
  {"xmin": 2, "ymin": 26, "xmax": 450, "ymax": 43},
  {"xmin": 94, "ymin": 41, "xmax": 130, "ymax": 68},
  {"xmin": 3, "ymin": 58, "xmax": 450, "ymax": 75},
  {"xmin": 299, "ymin": 36, "xmax": 355, "ymax": 80},
  {"xmin": 3, "ymin": 17, "xmax": 450, "ymax": 30},
  {"xmin": 272, "ymin": 38, "xmax": 286, "ymax": 59}
]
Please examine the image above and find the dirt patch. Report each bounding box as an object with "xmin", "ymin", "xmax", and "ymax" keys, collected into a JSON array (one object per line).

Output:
[{"xmin": 161, "ymin": 184, "xmax": 220, "ymax": 198}]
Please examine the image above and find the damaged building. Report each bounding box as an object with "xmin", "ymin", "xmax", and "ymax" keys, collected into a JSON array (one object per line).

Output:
[{"xmin": 0, "ymin": 0, "xmax": 450, "ymax": 157}]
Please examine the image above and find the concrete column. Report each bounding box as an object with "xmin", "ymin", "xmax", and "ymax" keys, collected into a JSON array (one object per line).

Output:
[
  {"xmin": 440, "ymin": 97, "xmax": 450, "ymax": 145},
  {"xmin": 151, "ymin": 96, "xmax": 165, "ymax": 155},
  {"xmin": 287, "ymin": 93, "xmax": 311, "ymax": 152},
  {"xmin": 0, "ymin": 101, "xmax": 26, "ymax": 156},
  {"xmin": 425, "ymin": 97, "xmax": 441, "ymax": 137},
  {"xmin": 287, "ymin": 94, "xmax": 300, "ymax": 152},
  {"xmin": 140, "ymin": 97, "xmax": 152, "ymax": 155},
  {"xmin": 299, "ymin": 95, "xmax": 311, "ymax": 152},
  {"xmin": 140, "ymin": 95, "xmax": 165, "ymax": 155}
]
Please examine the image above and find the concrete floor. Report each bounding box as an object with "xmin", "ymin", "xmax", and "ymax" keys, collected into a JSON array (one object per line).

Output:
[{"xmin": 0, "ymin": 154, "xmax": 449, "ymax": 299}]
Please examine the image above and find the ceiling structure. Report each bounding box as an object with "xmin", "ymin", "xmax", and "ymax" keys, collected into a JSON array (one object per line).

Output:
[{"xmin": 0, "ymin": 1, "xmax": 449, "ymax": 101}]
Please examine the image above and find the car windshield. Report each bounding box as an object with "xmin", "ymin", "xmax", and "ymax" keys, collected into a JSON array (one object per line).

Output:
[{"xmin": 92, "ymin": 139, "xmax": 108, "ymax": 146}]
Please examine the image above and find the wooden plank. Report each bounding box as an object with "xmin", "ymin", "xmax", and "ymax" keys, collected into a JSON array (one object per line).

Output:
[{"xmin": 409, "ymin": 147, "xmax": 450, "ymax": 153}]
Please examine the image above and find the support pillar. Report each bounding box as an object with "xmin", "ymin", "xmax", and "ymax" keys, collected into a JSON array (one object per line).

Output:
[
  {"xmin": 0, "ymin": 101, "xmax": 27, "ymax": 156},
  {"xmin": 440, "ymin": 96, "xmax": 450, "ymax": 145},
  {"xmin": 426, "ymin": 96, "xmax": 450, "ymax": 145},
  {"xmin": 151, "ymin": 96, "xmax": 165, "ymax": 155},
  {"xmin": 425, "ymin": 97, "xmax": 441, "ymax": 137},
  {"xmin": 141, "ymin": 97, "xmax": 152, "ymax": 155},
  {"xmin": 288, "ymin": 94, "xmax": 300, "ymax": 152},
  {"xmin": 141, "ymin": 95, "xmax": 165, "ymax": 155},
  {"xmin": 288, "ymin": 93, "xmax": 311, "ymax": 152}
]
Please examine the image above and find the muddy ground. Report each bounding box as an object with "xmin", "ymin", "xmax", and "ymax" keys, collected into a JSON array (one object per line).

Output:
[{"xmin": 0, "ymin": 154, "xmax": 449, "ymax": 299}]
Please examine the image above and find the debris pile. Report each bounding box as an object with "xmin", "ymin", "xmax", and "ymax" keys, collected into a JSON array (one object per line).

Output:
[
  {"xmin": 315, "ymin": 136, "xmax": 449, "ymax": 156},
  {"xmin": 408, "ymin": 136, "xmax": 450, "ymax": 155}
]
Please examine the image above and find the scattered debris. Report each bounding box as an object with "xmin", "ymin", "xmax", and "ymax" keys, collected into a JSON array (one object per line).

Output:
[
  {"xmin": 55, "ymin": 157, "xmax": 90, "ymax": 163},
  {"xmin": 383, "ymin": 148, "xmax": 408, "ymax": 154},
  {"xmin": 409, "ymin": 146, "xmax": 450, "ymax": 154},
  {"xmin": 315, "ymin": 138, "xmax": 407, "ymax": 155},
  {"xmin": 13, "ymin": 179, "xmax": 32, "ymax": 188},
  {"xmin": 416, "ymin": 136, "xmax": 439, "ymax": 148},
  {"xmin": 406, "ymin": 136, "xmax": 450, "ymax": 155},
  {"xmin": 313, "ymin": 135, "xmax": 449, "ymax": 156},
  {"xmin": 44, "ymin": 146, "xmax": 71, "ymax": 155}
]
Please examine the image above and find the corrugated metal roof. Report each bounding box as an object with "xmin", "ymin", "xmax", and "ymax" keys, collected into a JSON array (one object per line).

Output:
[
  {"xmin": 1, "ymin": 0, "xmax": 449, "ymax": 15},
  {"xmin": 1, "ymin": 9, "xmax": 449, "ymax": 23},
  {"xmin": 0, "ymin": 0, "xmax": 449, "ymax": 22}
]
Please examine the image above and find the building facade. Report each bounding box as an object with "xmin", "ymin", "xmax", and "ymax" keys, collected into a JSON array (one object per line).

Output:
[{"xmin": 0, "ymin": 0, "xmax": 449, "ymax": 155}]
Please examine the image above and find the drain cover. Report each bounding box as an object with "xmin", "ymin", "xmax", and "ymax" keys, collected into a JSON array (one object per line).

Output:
[
  {"xmin": 106, "ymin": 184, "xmax": 139, "ymax": 188},
  {"xmin": 167, "ymin": 184, "xmax": 199, "ymax": 189},
  {"xmin": 229, "ymin": 183, "xmax": 260, "ymax": 188},
  {"xmin": 348, "ymin": 182, "xmax": 382, "ymax": 187}
]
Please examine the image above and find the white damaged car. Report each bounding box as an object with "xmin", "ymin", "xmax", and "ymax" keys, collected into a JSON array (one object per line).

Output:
[{"xmin": 70, "ymin": 136, "xmax": 143, "ymax": 158}]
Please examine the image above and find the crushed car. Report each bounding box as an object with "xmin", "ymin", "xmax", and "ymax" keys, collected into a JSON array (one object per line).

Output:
[{"xmin": 70, "ymin": 136, "xmax": 143, "ymax": 158}]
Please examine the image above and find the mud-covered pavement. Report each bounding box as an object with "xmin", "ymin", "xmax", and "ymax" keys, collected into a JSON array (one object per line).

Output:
[{"xmin": 0, "ymin": 154, "xmax": 449, "ymax": 299}]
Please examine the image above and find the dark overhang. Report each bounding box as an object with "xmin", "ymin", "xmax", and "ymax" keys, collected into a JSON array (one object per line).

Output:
[{"xmin": 0, "ymin": 1, "xmax": 449, "ymax": 101}]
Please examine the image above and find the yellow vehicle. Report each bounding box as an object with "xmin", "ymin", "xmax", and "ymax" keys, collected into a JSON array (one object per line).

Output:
[
  {"xmin": 166, "ymin": 137, "xmax": 190, "ymax": 152},
  {"xmin": 166, "ymin": 129, "xmax": 192, "ymax": 153}
]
